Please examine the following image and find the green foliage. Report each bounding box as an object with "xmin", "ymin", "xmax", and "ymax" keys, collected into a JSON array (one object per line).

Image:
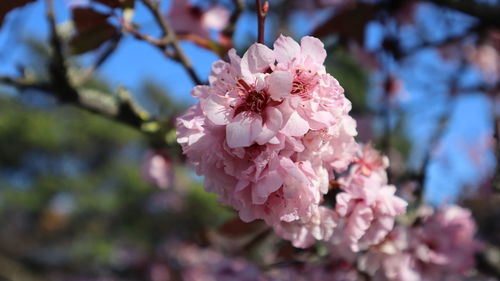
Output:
[{"xmin": 0, "ymin": 94, "xmax": 233, "ymax": 278}]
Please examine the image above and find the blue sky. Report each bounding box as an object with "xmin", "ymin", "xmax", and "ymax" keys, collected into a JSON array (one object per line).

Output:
[{"xmin": 0, "ymin": 0, "xmax": 495, "ymax": 204}]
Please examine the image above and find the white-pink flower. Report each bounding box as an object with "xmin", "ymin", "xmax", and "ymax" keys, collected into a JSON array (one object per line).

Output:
[
  {"xmin": 142, "ymin": 151, "xmax": 174, "ymax": 188},
  {"xmin": 176, "ymin": 35, "xmax": 405, "ymax": 248},
  {"xmin": 360, "ymin": 205, "xmax": 481, "ymax": 281},
  {"xmin": 333, "ymin": 144, "xmax": 407, "ymax": 252},
  {"xmin": 167, "ymin": 0, "xmax": 230, "ymax": 39}
]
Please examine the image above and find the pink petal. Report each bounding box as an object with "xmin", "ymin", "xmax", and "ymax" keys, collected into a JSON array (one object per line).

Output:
[
  {"xmin": 345, "ymin": 203, "xmax": 374, "ymax": 251},
  {"xmin": 202, "ymin": 5, "xmax": 230, "ymax": 31},
  {"xmin": 240, "ymin": 43, "xmax": 275, "ymax": 78},
  {"xmin": 335, "ymin": 192, "xmax": 352, "ymax": 216},
  {"xmin": 279, "ymin": 157, "xmax": 308, "ymax": 183},
  {"xmin": 282, "ymin": 112, "xmax": 309, "ymax": 137},
  {"xmin": 255, "ymin": 107, "xmax": 283, "ymax": 144},
  {"xmin": 267, "ymin": 71, "xmax": 293, "ymax": 101},
  {"xmin": 273, "ymin": 34, "xmax": 301, "ymax": 65},
  {"xmin": 202, "ymin": 95, "xmax": 230, "ymax": 125},
  {"xmin": 226, "ymin": 114, "xmax": 263, "ymax": 148},
  {"xmin": 252, "ymin": 170, "xmax": 283, "ymax": 204},
  {"xmin": 300, "ymin": 36, "xmax": 327, "ymax": 64}
]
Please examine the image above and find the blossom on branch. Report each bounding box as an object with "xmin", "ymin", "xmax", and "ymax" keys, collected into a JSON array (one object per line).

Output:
[{"xmin": 177, "ymin": 35, "xmax": 406, "ymax": 248}]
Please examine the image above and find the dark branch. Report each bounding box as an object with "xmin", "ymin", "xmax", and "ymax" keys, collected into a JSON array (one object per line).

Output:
[
  {"xmin": 140, "ymin": 0, "xmax": 203, "ymax": 85},
  {"xmin": 222, "ymin": 0, "xmax": 245, "ymax": 41},
  {"xmin": 0, "ymin": 0, "xmax": 155, "ymax": 131},
  {"xmin": 80, "ymin": 37, "xmax": 121, "ymax": 84},
  {"xmin": 427, "ymin": 0, "xmax": 500, "ymax": 27},
  {"xmin": 493, "ymin": 113, "xmax": 500, "ymax": 192},
  {"xmin": 255, "ymin": 0, "xmax": 269, "ymax": 44},
  {"xmin": 0, "ymin": 75, "xmax": 151, "ymax": 130}
]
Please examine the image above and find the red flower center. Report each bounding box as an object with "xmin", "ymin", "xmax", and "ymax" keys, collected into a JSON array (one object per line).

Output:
[
  {"xmin": 234, "ymin": 79, "xmax": 270, "ymax": 116},
  {"xmin": 291, "ymin": 69, "xmax": 319, "ymax": 100}
]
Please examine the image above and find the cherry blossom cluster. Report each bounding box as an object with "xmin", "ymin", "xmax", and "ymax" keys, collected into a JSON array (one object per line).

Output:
[
  {"xmin": 359, "ymin": 205, "xmax": 481, "ymax": 281},
  {"xmin": 176, "ymin": 35, "xmax": 406, "ymax": 248}
]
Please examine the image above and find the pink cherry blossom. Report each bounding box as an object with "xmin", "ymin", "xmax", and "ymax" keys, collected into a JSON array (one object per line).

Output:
[
  {"xmin": 273, "ymin": 206, "xmax": 338, "ymax": 248},
  {"xmin": 176, "ymin": 35, "xmax": 405, "ymax": 247},
  {"xmin": 360, "ymin": 205, "xmax": 481, "ymax": 281},
  {"xmin": 170, "ymin": 243, "xmax": 264, "ymax": 281},
  {"xmin": 333, "ymin": 144, "xmax": 407, "ymax": 252},
  {"xmin": 413, "ymin": 205, "xmax": 481, "ymax": 277},
  {"xmin": 167, "ymin": 0, "xmax": 230, "ymax": 39},
  {"xmin": 141, "ymin": 151, "xmax": 174, "ymax": 188}
]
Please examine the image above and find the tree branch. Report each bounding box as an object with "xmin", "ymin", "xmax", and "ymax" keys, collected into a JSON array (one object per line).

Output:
[
  {"xmin": 139, "ymin": 0, "xmax": 203, "ymax": 85},
  {"xmin": 493, "ymin": 113, "xmax": 500, "ymax": 192},
  {"xmin": 427, "ymin": 0, "xmax": 500, "ymax": 27},
  {"xmin": 222, "ymin": 0, "xmax": 245, "ymax": 41},
  {"xmin": 0, "ymin": 0, "xmax": 157, "ymax": 132},
  {"xmin": 255, "ymin": 0, "xmax": 269, "ymax": 44},
  {"xmin": 79, "ymin": 37, "xmax": 121, "ymax": 85},
  {"xmin": 0, "ymin": 75, "xmax": 153, "ymax": 130}
]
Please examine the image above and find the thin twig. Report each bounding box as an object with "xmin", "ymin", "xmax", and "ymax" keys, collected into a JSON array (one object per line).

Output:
[
  {"xmin": 426, "ymin": 0, "xmax": 500, "ymax": 27},
  {"xmin": 0, "ymin": 0, "xmax": 154, "ymax": 131},
  {"xmin": 255, "ymin": 0, "xmax": 269, "ymax": 44},
  {"xmin": 122, "ymin": 20, "xmax": 170, "ymax": 48},
  {"xmin": 401, "ymin": 24, "xmax": 481, "ymax": 58},
  {"xmin": 80, "ymin": 37, "xmax": 121, "ymax": 84},
  {"xmin": 0, "ymin": 76, "xmax": 51, "ymax": 91},
  {"xmin": 223, "ymin": 0, "xmax": 245, "ymax": 40},
  {"xmin": 140, "ymin": 0, "xmax": 203, "ymax": 85},
  {"xmin": 1, "ymin": 75, "xmax": 151, "ymax": 129},
  {"xmin": 493, "ymin": 113, "xmax": 500, "ymax": 192}
]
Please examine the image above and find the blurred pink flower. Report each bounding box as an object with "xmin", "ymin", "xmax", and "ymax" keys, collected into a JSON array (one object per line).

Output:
[
  {"xmin": 142, "ymin": 151, "xmax": 174, "ymax": 188},
  {"xmin": 171, "ymin": 243, "xmax": 263, "ymax": 281},
  {"xmin": 465, "ymin": 44, "xmax": 500, "ymax": 83},
  {"xmin": 360, "ymin": 205, "xmax": 481, "ymax": 281},
  {"xmin": 167, "ymin": 0, "xmax": 230, "ymax": 39},
  {"xmin": 333, "ymin": 144, "xmax": 407, "ymax": 252},
  {"xmin": 414, "ymin": 205, "xmax": 481, "ymax": 275}
]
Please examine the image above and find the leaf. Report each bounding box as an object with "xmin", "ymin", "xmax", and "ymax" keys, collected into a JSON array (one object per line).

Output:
[
  {"xmin": 92, "ymin": 0, "xmax": 121, "ymax": 8},
  {"xmin": 0, "ymin": 0, "xmax": 36, "ymax": 28},
  {"xmin": 72, "ymin": 7, "xmax": 110, "ymax": 33},
  {"xmin": 312, "ymin": 3, "xmax": 379, "ymax": 45},
  {"xmin": 69, "ymin": 7, "xmax": 120, "ymax": 54},
  {"xmin": 69, "ymin": 24, "xmax": 119, "ymax": 54},
  {"xmin": 92, "ymin": 0, "xmax": 135, "ymax": 9}
]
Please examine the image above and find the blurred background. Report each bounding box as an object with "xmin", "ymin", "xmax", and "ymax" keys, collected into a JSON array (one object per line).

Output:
[{"xmin": 0, "ymin": 0, "xmax": 498, "ymax": 280}]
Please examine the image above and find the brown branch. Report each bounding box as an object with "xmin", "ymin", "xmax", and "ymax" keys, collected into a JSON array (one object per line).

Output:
[
  {"xmin": 493, "ymin": 112, "xmax": 500, "ymax": 192},
  {"xmin": 0, "ymin": 75, "xmax": 152, "ymax": 130},
  {"xmin": 0, "ymin": 76, "xmax": 51, "ymax": 91},
  {"xmin": 401, "ymin": 24, "xmax": 481, "ymax": 57},
  {"xmin": 0, "ymin": 0, "xmax": 156, "ymax": 132},
  {"xmin": 426, "ymin": 0, "xmax": 500, "ymax": 27},
  {"xmin": 140, "ymin": 0, "xmax": 203, "ymax": 85},
  {"xmin": 222, "ymin": 0, "xmax": 246, "ymax": 40},
  {"xmin": 80, "ymin": 37, "xmax": 121, "ymax": 84},
  {"xmin": 255, "ymin": 0, "xmax": 269, "ymax": 44}
]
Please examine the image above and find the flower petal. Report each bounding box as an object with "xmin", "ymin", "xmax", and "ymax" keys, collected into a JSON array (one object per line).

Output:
[
  {"xmin": 202, "ymin": 95, "xmax": 230, "ymax": 125},
  {"xmin": 240, "ymin": 43, "xmax": 275, "ymax": 78},
  {"xmin": 282, "ymin": 112, "xmax": 309, "ymax": 137},
  {"xmin": 226, "ymin": 114, "xmax": 263, "ymax": 148},
  {"xmin": 267, "ymin": 71, "xmax": 293, "ymax": 101},
  {"xmin": 273, "ymin": 34, "xmax": 301, "ymax": 65},
  {"xmin": 252, "ymin": 170, "xmax": 283, "ymax": 204},
  {"xmin": 256, "ymin": 107, "xmax": 283, "ymax": 144},
  {"xmin": 301, "ymin": 36, "xmax": 327, "ymax": 64}
]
